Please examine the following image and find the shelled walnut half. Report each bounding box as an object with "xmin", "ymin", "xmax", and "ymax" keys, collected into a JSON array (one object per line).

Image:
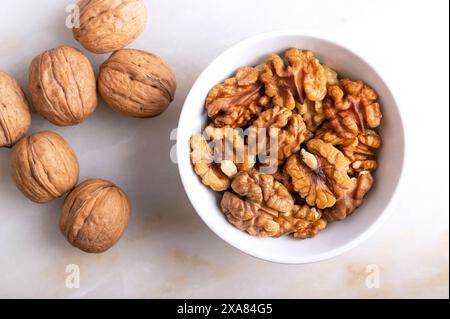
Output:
[
  {"xmin": 220, "ymin": 170, "xmax": 326, "ymax": 238},
  {"xmin": 323, "ymin": 79, "xmax": 382, "ymax": 139},
  {"xmin": 341, "ymin": 130, "xmax": 382, "ymax": 173},
  {"xmin": 285, "ymin": 139, "xmax": 353, "ymax": 209},
  {"xmin": 260, "ymin": 48, "xmax": 327, "ymax": 110},
  {"xmin": 206, "ymin": 67, "xmax": 264, "ymax": 128},
  {"xmin": 324, "ymin": 171, "xmax": 374, "ymax": 221},
  {"xmin": 249, "ymin": 106, "xmax": 309, "ymax": 163},
  {"xmin": 190, "ymin": 133, "xmax": 230, "ymax": 191},
  {"xmin": 204, "ymin": 125, "xmax": 255, "ymax": 173},
  {"xmin": 276, "ymin": 205, "xmax": 327, "ymax": 239},
  {"xmin": 297, "ymin": 99, "xmax": 326, "ymax": 133},
  {"xmin": 230, "ymin": 169, "xmax": 294, "ymax": 214},
  {"xmin": 316, "ymin": 123, "xmax": 382, "ymax": 173}
]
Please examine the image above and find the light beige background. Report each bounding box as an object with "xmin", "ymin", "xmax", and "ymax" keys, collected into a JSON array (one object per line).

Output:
[{"xmin": 0, "ymin": 0, "xmax": 448, "ymax": 298}]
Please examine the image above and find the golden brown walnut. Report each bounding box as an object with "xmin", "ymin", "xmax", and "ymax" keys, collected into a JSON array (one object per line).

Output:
[
  {"xmin": 358, "ymin": 129, "xmax": 382, "ymax": 149},
  {"xmin": 324, "ymin": 171, "xmax": 373, "ymax": 221},
  {"xmin": 341, "ymin": 130, "xmax": 381, "ymax": 172},
  {"xmin": 260, "ymin": 49, "xmax": 327, "ymax": 110},
  {"xmin": 341, "ymin": 80, "xmax": 382, "ymax": 129},
  {"xmin": 306, "ymin": 138, "xmax": 354, "ymax": 197},
  {"xmin": 29, "ymin": 46, "xmax": 97, "ymax": 126},
  {"xmin": 206, "ymin": 67, "xmax": 263, "ymax": 128},
  {"xmin": 220, "ymin": 192, "xmax": 326, "ymax": 238},
  {"xmin": 250, "ymin": 106, "xmax": 308, "ymax": 162},
  {"xmin": 235, "ymin": 144, "xmax": 256, "ymax": 172},
  {"xmin": 285, "ymin": 152, "xmax": 335, "ymax": 209},
  {"xmin": 323, "ymin": 79, "xmax": 382, "ymax": 139},
  {"xmin": 251, "ymin": 105, "xmax": 292, "ymax": 129},
  {"xmin": 290, "ymin": 49, "xmax": 327, "ymax": 102},
  {"xmin": 231, "ymin": 169, "xmax": 294, "ymax": 213},
  {"xmin": 315, "ymin": 122, "xmax": 347, "ymax": 145},
  {"xmin": 0, "ymin": 72, "xmax": 32, "ymax": 147},
  {"xmin": 10, "ymin": 131, "xmax": 79, "ymax": 203},
  {"xmin": 297, "ymin": 99, "xmax": 325, "ymax": 133},
  {"xmin": 221, "ymin": 169, "xmax": 293, "ymax": 237},
  {"xmin": 315, "ymin": 124, "xmax": 381, "ymax": 173},
  {"xmin": 60, "ymin": 179, "xmax": 131, "ymax": 253},
  {"xmin": 190, "ymin": 133, "xmax": 230, "ymax": 191},
  {"xmin": 204, "ymin": 125, "xmax": 255, "ymax": 174},
  {"xmin": 98, "ymin": 49, "xmax": 177, "ymax": 118},
  {"xmin": 323, "ymin": 65, "xmax": 339, "ymax": 86},
  {"xmin": 285, "ymin": 139, "xmax": 353, "ymax": 209},
  {"xmin": 273, "ymin": 165, "xmax": 294, "ymax": 193},
  {"xmin": 221, "ymin": 191, "xmax": 281, "ymax": 237},
  {"xmin": 260, "ymin": 54, "xmax": 297, "ymax": 110},
  {"xmin": 275, "ymin": 205, "xmax": 327, "ymax": 239},
  {"xmin": 277, "ymin": 113, "xmax": 308, "ymax": 162},
  {"xmin": 73, "ymin": 0, "xmax": 147, "ymax": 54},
  {"xmin": 190, "ymin": 125, "xmax": 256, "ymax": 185}
]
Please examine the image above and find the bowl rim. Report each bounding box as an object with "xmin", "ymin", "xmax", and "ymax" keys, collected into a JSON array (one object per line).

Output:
[{"xmin": 176, "ymin": 29, "xmax": 406, "ymax": 264}]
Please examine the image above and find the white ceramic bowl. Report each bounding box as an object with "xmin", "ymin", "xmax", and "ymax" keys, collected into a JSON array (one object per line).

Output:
[{"xmin": 177, "ymin": 30, "xmax": 405, "ymax": 264}]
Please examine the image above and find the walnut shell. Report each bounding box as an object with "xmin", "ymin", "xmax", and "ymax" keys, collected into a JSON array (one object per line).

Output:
[
  {"xmin": 98, "ymin": 49, "xmax": 177, "ymax": 118},
  {"xmin": 10, "ymin": 131, "xmax": 80, "ymax": 203},
  {"xmin": 73, "ymin": 0, "xmax": 148, "ymax": 54},
  {"xmin": 60, "ymin": 179, "xmax": 131, "ymax": 253},
  {"xmin": 0, "ymin": 72, "xmax": 32, "ymax": 148},
  {"xmin": 28, "ymin": 46, "xmax": 97, "ymax": 126}
]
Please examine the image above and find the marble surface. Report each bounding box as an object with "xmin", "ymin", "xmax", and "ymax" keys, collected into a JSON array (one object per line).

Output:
[{"xmin": 0, "ymin": 0, "xmax": 448, "ymax": 298}]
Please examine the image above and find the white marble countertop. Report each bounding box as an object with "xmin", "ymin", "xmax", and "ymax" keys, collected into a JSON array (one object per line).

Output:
[{"xmin": 0, "ymin": 0, "xmax": 448, "ymax": 298}]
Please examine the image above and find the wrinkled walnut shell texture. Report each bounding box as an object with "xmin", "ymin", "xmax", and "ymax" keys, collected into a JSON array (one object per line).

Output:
[
  {"xmin": 60, "ymin": 179, "xmax": 131, "ymax": 253},
  {"xmin": 29, "ymin": 46, "xmax": 97, "ymax": 126},
  {"xmin": 98, "ymin": 49, "xmax": 177, "ymax": 118},
  {"xmin": 10, "ymin": 131, "xmax": 80, "ymax": 203},
  {"xmin": 73, "ymin": 0, "xmax": 148, "ymax": 54},
  {"xmin": 0, "ymin": 72, "xmax": 32, "ymax": 147}
]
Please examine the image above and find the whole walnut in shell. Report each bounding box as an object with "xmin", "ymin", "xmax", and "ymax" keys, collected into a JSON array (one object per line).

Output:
[
  {"xmin": 60, "ymin": 179, "xmax": 131, "ymax": 253},
  {"xmin": 10, "ymin": 131, "xmax": 80, "ymax": 203},
  {"xmin": 29, "ymin": 46, "xmax": 97, "ymax": 126},
  {"xmin": 98, "ymin": 49, "xmax": 177, "ymax": 118},
  {"xmin": 0, "ymin": 72, "xmax": 32, "ymax": 147},
  {"xmin": 73, "ymin": 0, "xmax": 148, "ymax": 54}
]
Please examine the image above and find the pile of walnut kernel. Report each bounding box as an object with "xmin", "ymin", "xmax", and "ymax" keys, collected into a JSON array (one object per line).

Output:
[{"xmin": 190, "ymin": 48, "xmax": 382, "ymax": 239}]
